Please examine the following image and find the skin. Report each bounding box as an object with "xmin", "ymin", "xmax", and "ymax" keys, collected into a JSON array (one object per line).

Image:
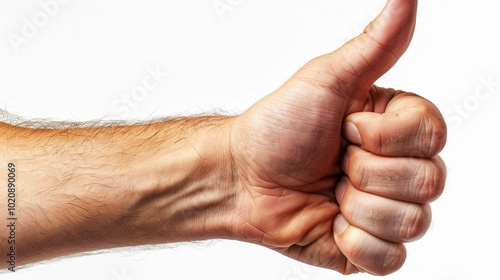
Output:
[{"xmin": 0, "ymin": 0, "xmax": 446, "ymax": 276}]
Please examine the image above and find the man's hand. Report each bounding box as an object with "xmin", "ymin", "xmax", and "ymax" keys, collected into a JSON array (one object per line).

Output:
[
  {"xmin": 0, "ymin": 0, "xmax": 446, "ymax": 274},
  {"xmin": 228, "ymin": 0, "xmax": 446, "ymax": 275}
]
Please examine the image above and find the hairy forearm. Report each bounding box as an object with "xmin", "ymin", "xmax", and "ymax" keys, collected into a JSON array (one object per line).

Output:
[{"xmin": 0, "ymin": 117, "xmax": 236, "ymax": 269}]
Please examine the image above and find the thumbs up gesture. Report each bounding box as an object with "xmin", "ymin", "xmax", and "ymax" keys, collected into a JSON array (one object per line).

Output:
[{"xmin": 228, "ymin": 0, "xmax": 447, "ymax": 275}]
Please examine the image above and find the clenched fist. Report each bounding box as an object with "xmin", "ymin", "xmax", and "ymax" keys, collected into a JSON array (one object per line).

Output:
[{"xmin": 228, "ymin": 0, "xmax": 446, "ymax": 275}]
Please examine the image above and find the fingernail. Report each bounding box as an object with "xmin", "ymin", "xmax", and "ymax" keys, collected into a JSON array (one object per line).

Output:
[
  {"xmin": 342, "ymin": 152, "xmax": 349, "ymax": 174},
  {"xmin": 335, "ymin": 177, "xmax": 347, "ymax": 204},
  {"xmin": 344, "ymin": 122, "xmax": 362, "ymax": 145},
  {"xmin": 334, "ymin": 214, "xmax": 349, "ymax": 235}
]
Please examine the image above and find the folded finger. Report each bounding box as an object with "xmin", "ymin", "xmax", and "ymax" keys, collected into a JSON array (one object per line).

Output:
[
  {"xmin": 335, "ymin": 177, "xmax": 432, "ymax": 243},
  {"xmin": 343, "ymin": 92, "xmax": 447, "ymax": 157},
  {"xmin": 343, "ymin": 145, "xmax": 446, "ymax": 203},
  {"xmin": 333, "ymin": 214, "xmax": 407, "ymax": 276}
]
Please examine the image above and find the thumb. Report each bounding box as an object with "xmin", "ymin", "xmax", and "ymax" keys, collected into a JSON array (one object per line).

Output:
[{"xmin": 292, "ymin": 0, "xmax": 417, "ymax": 98}]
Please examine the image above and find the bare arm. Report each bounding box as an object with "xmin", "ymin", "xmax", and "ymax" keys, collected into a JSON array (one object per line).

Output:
[
  {"xmin": 0, "ymin": 117, "xmax": 236, "ymax": 269},
  {"xmin": 0, "ymin": 0, "xmax": 447, "ymax": 275}
]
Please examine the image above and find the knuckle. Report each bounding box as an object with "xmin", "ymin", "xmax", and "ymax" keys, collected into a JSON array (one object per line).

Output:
[
  {"xmin": 427, "ymin": 121, "xmax": 447, "ymax": 156},
  {"xmin": 340, "ymin": 226, "xmax": 406, "ymax": 276},
  {"xmin": 417, "ymin": 106, "xmax": 447, "ymax": 157},
  {"xmin": 398, "ymin": 204, "xmax": 431, "ymax": 242},
  {"xmin": 414, "ymin": 159, "xmax": 446, "ymax": 202},
  {"xmin": 379, "ymin": 244, "xmax": 406, "ymax": 276}
]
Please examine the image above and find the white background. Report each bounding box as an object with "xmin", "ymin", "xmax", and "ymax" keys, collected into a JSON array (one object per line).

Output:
[{"xmin": 1, "ymin": 0, "xmax": 499, "ymax": 279}]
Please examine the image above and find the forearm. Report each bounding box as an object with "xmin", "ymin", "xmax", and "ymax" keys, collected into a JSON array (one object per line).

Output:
[{"xmin": 0, "ymin": 117, "xmax": 236, "ymax": 269}]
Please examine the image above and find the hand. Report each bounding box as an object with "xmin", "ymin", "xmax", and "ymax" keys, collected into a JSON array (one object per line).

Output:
[{"xmin": 228, "ymin": 0, "xmax": 446, "ymax": 275}]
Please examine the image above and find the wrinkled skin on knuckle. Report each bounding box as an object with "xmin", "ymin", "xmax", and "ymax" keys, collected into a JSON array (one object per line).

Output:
[
  {"xmin": 398, "ymin": 203, "xmax": 432, "ymax": 242},
  {"xmin": 344, "ymin": 239, "xmax": 406, "ymax": 276},
  {"xmin": 379, "ymin": 243, "xmax": 406, "ymax": 276},
  {"xmin": 414, "ymin": 158, "xmax": 447, "ymax": 203},
  {"xmin": 416, "ymin": 105, "xmax": 447, "ymax": 157}
]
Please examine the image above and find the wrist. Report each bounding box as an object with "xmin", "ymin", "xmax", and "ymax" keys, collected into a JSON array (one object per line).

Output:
[{"xmin": 119, "ymin": 117, "xmax": 238, "ymax": 244}]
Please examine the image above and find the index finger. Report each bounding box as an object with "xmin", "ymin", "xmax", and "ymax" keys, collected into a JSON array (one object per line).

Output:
[{"xmin": 343, "ymin": 91, "xmax": 447, "ymax": 157}]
